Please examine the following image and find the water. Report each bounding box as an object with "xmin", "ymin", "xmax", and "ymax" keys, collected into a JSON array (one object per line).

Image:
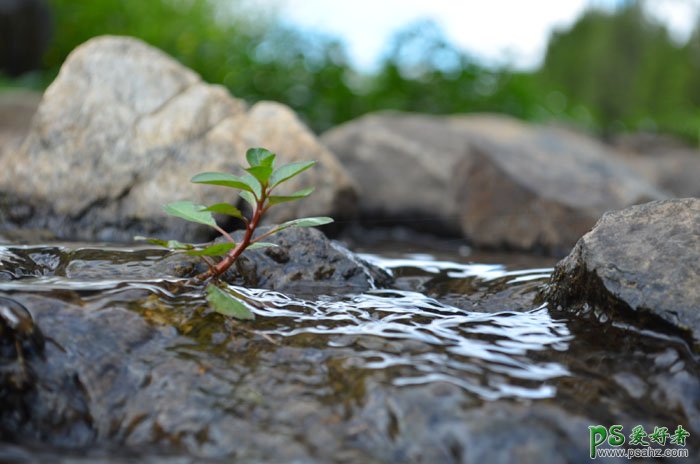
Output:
[{"xmin": 1, "ymin": 242, "xmax": 698, "ymax": 462}]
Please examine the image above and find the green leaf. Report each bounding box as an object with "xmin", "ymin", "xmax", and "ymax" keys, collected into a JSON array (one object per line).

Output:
[
  {"xmin": 206, "ymin": 284, "xmax": 255, "ymax": 320},
  {"xmin": 186, "ymin": 242, "xmax": 237, "ymax": 257},
  {"xmin": 191, "ymin": 172, "xmax": 254, "ymax": 193},
  {"xmin": 163, "ymin": 201, "xmax": 217, "ymax": 228},
  {"xmin": 240, "ymin": 191, "xmax": 257, "ymax": 209},
  {"xmin": 268, "ymin": 216, "xmax": 334, "ymax": 234},
  {"xmin": 201, "ymin": 203, "xmax": 244, "ymax": 220},
  {"xmin": 246, "ymin": 242, "xmax": 278, "ymax": 250},
  {"xmin": 268, "ymin": 187, "xmax": 315, "ymax": 205},
  {"xmin": 241, "ymin": 172, "xmax": 263, "ymax": 199},
  {"xmin": 246, "ymin": 148, "xmax": 276, "ymax": 167},
  {"xmin": 269, "ymin": 160, "xmax": 316, "ymax": 188},
  {"xmin": 280, "ymin": 216, "xmax": 334, "ymax": 228},
  {"xmin": 246, "ymin": 165, "xmax": 273, "ymax": 186},
  {"xmin": 134, "ymin": 236, "xmax": 195, "ymax": 250}
]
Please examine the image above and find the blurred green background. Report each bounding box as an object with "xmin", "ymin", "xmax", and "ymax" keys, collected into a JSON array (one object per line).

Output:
[{"xmin": 2, "ymin": 0, "xmax": 700, "ymax": 144}]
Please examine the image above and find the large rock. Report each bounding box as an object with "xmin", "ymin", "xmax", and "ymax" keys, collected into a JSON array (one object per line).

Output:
[
  {"xmin": 322, "ymin": 112, "xmax": 666, "ymax": 254},
  {"xmin": 452, "ymin": 119, "xmax": 666, "ymax": 254},
  {"xmin": 0, "ymin": 90, "xmax": 41, "ymax": 156},
  {"xmin": 322, "ymin": 112, "xmax": 467, "ymax": 235},
  {"xmin": 0, "ymin": 36, "xmax": 356, "ymax": 242},
  {"xmin": 544, "ymin": 198, "xmax": 700, "ymax": 343},
  {"xmin": 150, "ymin": 227, "xmax": 392, "ymax": 294},
  {"xmin": 0, "ymin": 292, "xmax": 611, "ymax": 462}
]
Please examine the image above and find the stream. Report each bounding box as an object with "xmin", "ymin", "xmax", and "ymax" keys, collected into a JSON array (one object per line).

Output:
[{"xmin": 0, "ymin": 241, "xmax": 698, "ymax": 462}]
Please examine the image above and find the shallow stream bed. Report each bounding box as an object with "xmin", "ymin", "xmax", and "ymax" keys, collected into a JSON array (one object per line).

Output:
[{"xmin": 0, "ymin": 241, "xmax": 697, "ymax": 463}]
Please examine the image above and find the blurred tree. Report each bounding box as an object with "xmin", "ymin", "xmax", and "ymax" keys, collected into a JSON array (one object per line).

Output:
[
  {"xmin": 41, "ymin": 0, "xmax": 357, "ymax": 131},
  {"xmin": 540, "ymin": 2, "xmax": 693, "ymax": 137},
  {"xmin": 364, "ymin": 20, "xmax": 544, "ymax": 120},
  {"xmin": 3, "ymin": 0, "xmax": 698, "ymax": 143}
]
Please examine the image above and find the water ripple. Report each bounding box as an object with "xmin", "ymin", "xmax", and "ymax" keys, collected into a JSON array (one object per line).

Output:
[{"xmin": 230, "ymin": 285, "xmax": 573, "ymax": 400}]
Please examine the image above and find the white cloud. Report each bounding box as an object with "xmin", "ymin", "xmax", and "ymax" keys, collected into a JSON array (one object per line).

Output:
[{"xmin": 644, "ymin": 0, "xmax": 700, "ymax": 43}]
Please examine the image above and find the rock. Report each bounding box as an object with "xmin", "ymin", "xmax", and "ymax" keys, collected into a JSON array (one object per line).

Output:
[
  {"xmin": 0, "ymin": 227, "xmax": 391, "ymax": 294},
  {"xmin": 0, "ymin": 36, "xmax": 356, "ymax": 242},
  {"xmin": 453, "ymin": 120, "xmax": 667, "ymax": 254},
  {"xmin": 610, "ymin": 131, "xmax": 690, "ymax": 155},
  {"xmin": 355, "ymin": 387, "xmax": 619, "ymax": 464},
  {"xmin": 544, "ymin": 198, "xmax": 700, "ymax": 342},
  {"xmin": 322, "ymin": 112, "xmax": 666, "ymax": 254},
  {"xmin": 0, "ymin": 292, "xmax": 621, "ymax": 463},
  {"xmin": 614, "ymin": 148, "xmax": 700, "ymax": 198},
  {"xmin": 321, "ymin": 112, "xmax": 466, "ymax": 235},
  {"xmin": 0, "ymin": 296, "xmax": 44, "ymax": 431},
  {"xmin": 0, "ymin": 91, "xmax": 41, "ymax": 157},
  {"xmin": 154, "ymin": 226, "xmax": 392, "ymax": 294},
  {"xmin": 3, "ymin": 240, "xmax": 699, "ymax": 460}
]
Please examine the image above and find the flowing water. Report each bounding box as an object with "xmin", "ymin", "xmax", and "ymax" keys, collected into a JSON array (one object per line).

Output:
[{"xmin": 0, "ymin": 242, "xmax": 698, "ymax": 462}]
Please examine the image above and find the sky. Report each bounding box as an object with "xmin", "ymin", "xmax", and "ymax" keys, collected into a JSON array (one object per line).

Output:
[{"xmin": 259, "ymin": 0, "xmax": 700, "ymax": 71}]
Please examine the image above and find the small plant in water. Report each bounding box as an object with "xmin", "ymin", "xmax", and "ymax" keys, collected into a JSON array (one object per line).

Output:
[{"xmin": 137, "ymin": 147, "xmax": 332, "ymax": 320}]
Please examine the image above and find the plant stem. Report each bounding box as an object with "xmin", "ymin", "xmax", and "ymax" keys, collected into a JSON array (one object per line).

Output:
[{"xmin": 194, "ymin": 192, "xmax": 266, "ymax": 281}]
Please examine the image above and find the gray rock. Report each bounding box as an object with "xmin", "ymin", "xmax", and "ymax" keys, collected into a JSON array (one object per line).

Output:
[
  {"xmin": 614, "ymin": 148, "xmax": 700, "ymax": 198},
  {"xmin": 0, "ymin": 227, "xmax": 391, "ymax": 294},
  {"xmin": 451, "ymin": 118, "xmax": 667, "ymax": 254},
  {"xmin": 544, "ymin": 198, "xmax": 700, "ymax": 342},
  {"xmin": 0, "ymin": 36, "xmax": 356, "ymax": 242},
  {"xmin": 322, "ymin": 112, "xmax": 467, "ymax": 235},
  {"xmin": 0, "ymin": 90, "xmax": 41, "ymax": 158},
  {"xmin": 323, "ymin": 112, "xmax": 666, "ymax": 254},
  {"xmin": 154, "ymin": 226, "xmax": 392, "ymax": 294}
]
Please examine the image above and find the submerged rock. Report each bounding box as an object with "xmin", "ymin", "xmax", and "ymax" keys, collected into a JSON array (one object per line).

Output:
[
  {"xmin": 0, "ymin": 296, "xmax": 45, "ymax": 431},
  {"xmin": 156, "ymin": 227, "xmax": 392, "ymax": 294},
  {"xmin": 0, "ymin": 36, "xmax": 356, "ymax": 242},
  {"xmin": 323, "ymin": 112, "xmax": 666, "ymax": 254},
  {"xmin": 0, "ymin": 294, "xmax": 619, "ymax": 463},
  {"xmin": 1, "ymin": 240, "xmax": 698, "ymax": 461},
  {"xmin": 544, "ymin": 198, "xmax": 700, "ymax": 343},
  {"xmin": 0, "ymin": 227, "xmax": 390, "ymax": 294}
]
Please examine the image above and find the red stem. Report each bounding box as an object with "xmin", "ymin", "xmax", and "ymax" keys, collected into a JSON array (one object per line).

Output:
[{"xmin": 195, "ymin": 192, "xmax": 265, "ymax": 281}]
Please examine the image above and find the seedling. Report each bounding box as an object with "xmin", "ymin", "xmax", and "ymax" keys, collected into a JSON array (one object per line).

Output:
[{"xmin": 137, "ymin": 147, "xmax": 332, "ymax": 319}]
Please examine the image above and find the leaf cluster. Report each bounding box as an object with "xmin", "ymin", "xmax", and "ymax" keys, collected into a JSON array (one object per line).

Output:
[{"xmin": 137, "ymin": 147, "xmax": 333, "ymax": 319}]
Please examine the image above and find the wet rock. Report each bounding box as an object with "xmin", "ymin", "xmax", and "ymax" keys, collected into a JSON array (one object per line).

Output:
[
  {"xmin": 0, "ymin": 228, "xmax": 389, "ymax": 293},
  {"xmin": 0, "ymin": 36, "xmax": 356, "ymax": 242},
  {"xmin": 155, "ymin": 227, "xmax": 392, "ymax": 294},
  {"xmin": 0, "ymin": 292, "xmax": 617, "ymax": 463},
  {"xmin": 0, "ymin": 297, "xmax": 45, "ymax": 431},
  {"xmin": 544, "ymin": 198, "xmax": 700, "ymax": 342},
  {"xmin": 323, "ymin": 112, "xmax": 666, "ymax": 254},
  {"xmin": 355, "ymin": 385, "xmax": 618, "ymax": 464},
  {"xmin": 2, "ymin": 244, "xmax": 699, "ymax": 461}
]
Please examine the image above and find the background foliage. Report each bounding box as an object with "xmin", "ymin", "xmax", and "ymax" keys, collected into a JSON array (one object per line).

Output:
[{"xmin": 2, "ymin": 0, "xmax": 700, "ymax": 143}]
